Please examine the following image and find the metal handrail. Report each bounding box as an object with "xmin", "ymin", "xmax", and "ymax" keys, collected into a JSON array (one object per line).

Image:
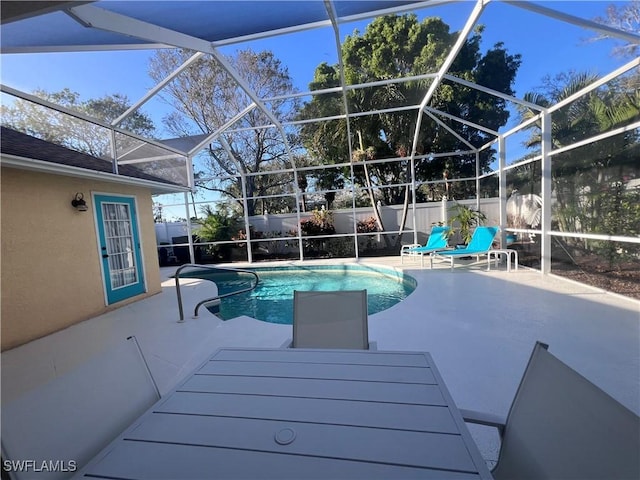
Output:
[{"xmin": 174, "ymin": 264, "xmax": 259, "ymax": 322}]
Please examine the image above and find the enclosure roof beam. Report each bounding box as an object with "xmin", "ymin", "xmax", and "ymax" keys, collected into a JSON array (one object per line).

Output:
[
  {"xmin": 485, "ymin": 55, "xmax": 640, "ymax": 160},
  {"xmin": 0, "ymin": 83, "xmax": 188, "ymax": 157},
  {"xmin": 187, "ymin": 103, "xmax": 258, "ymax": 156},
  {"xmin": 246, "ymin": 104, "xmax": 425, "ymax": 130},
  {"xmin": 194, "ymin": 147, "xmax": 478, "ymax": 183},
  {"xmin": 496, "ymin": 115, "xmax": 541, "ymax": 141},
  {"xmin": 549, "ymin": 119, "xmax": 640, "ymax": 158},
  {"xmin": 424, "ymin": 106, "xmax": 499, "ymax": 136},
  {"xmin": 112, "ymin": 51, "xmax": 205, "ymax": 127},
  {"xmin": 205, "ymin": 49, "xmax": 299, "ymax": 172},
  {"xmin": 66, "ymin": 3, "xmax": 297, "ymax": 172},
  {"xmin": 443, "ymin": 74, "xmax": 544, "ymax": 111},
  {"xmin": 415, "ymin": 0, "xmax": 487, "ymax": 116},
  {"xmin": 67, "ymin": 4, "xmax": 213, "ymax": 53},
  {"xmin": 503, "ymin": 0, "xmax": 640, "ymax": 45},
  {"xmin": 1, "ymin": 153, "xmax": 189, "ymax": 194},
  {"xmin": 481, "ymin": 56, "xmax": 640, "ymax": 154},
  {"xmin": 0, "ymin": 83, "xmax": 110, "ymax": 127},
  {"xmin": 262, "ymin": 73, "xmax": 439, "ymax": 103},
  {"xmin": 218, "ymin": 135, "xmax": 250, "ymax": 182},
  {"xmin": 325, "ymin": 0, "xmax": 354, "ymax": 166},
  {"xmin": 115, "ymin": 140, "xmax": 148, "ymax": 161},
  {"xmin": 409, "ymin": 0, "xmax": 487, "ymax": 161},
  {"xmin": 548, "ymin": 56, "xmax": 640, "ymax": 114},
  {"xmin": 422, "ymin": 109, "xmax": 477, "ymax": 151},
  {"xmin": 118, "ymin": 153, "xmax": 179, "ymax": 165}
]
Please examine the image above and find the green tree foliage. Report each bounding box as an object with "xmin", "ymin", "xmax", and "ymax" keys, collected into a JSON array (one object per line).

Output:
[
  {"xmin": 148, "ymin": 49, "xmax": 302, "ymax": 216},
  {"xmin": 518, "ymin": 72, "xmax": 640, "ymax": 262},
  {"xmin": 195, "ymin": 204, "xmax": 242, "ymax": 259},
  {"xmin": 1, "ymin": 88, "xmax": 154, "ymax": 158},
  {"xmin": 448, "ymin": 202, "xmax": 487, "ymax": 245},
  {"xmin": 299, "ymin": 15, "xmax": 521, "ymax": 205},
  {"xmin": 592, "ymin": 182, "xmax": 640, "ymax": 267},
  {"xmin": 518, "ymin": 72, "xmax": 639, "ymax": 149},
  {"xmin": 195, "ymin": 204, "xmax": 241, "ymax": 242}
]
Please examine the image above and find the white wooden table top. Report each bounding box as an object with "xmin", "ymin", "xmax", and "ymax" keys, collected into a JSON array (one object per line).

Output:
[{"xmin": 74, "ymin": 348, "xmax": 493, "ymax": 479}]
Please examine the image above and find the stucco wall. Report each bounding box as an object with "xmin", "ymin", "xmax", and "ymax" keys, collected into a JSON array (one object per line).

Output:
[{"xmin": 1, "ymin": 167, "xmax": 162, "ymax": 350}]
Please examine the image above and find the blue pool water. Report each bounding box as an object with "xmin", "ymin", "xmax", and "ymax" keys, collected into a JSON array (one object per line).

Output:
[{"xmin": 187, "ymin": 265, "xmax": 417, "ymax": 325}]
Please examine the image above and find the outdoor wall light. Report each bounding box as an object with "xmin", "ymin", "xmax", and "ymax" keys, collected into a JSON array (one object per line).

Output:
[{"xmin": 71, "ymin": 192, "xmax": 88, "ymax": 212}]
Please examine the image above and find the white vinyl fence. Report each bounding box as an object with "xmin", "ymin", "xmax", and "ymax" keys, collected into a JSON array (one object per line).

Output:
[{"xmin": 155, "ymin": 198, "xmax": 500, "ymax": 250}]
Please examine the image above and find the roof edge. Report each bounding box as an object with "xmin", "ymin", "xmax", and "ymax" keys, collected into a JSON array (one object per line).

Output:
[{"xmin": 1, "ymin": 153, "xmax": 190, "ymax": 195}]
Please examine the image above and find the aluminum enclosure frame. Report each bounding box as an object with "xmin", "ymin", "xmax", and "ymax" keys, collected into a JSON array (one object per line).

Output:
[{"xmin": 2, "ymin": 0, "xmax": 639, "ymax": 272}]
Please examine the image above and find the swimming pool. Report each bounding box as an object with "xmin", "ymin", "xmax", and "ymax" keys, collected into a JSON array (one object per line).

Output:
[{"xmin": 187, "ymin": 265, "xmax": 417, "ymax": 324}]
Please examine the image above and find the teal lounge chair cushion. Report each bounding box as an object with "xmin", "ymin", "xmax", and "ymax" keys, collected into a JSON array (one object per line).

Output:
[
  {"xmin": 436, "ymin": 226, "xmax": 498, "ymax": 256},
  {"xmin": 406, "ymin": 225, "xmax": 450, "ymax": 252}
]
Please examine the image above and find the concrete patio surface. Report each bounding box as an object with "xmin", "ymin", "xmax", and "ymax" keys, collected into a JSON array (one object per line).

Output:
[{"xmin": 2, "ymin": 256, "xmax": 638, "ymax": 464}]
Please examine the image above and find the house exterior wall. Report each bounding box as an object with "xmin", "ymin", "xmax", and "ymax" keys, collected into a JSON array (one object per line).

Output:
[{"xmin": 1, "ymin": 167, "xmax": 162, "ymax": 350}]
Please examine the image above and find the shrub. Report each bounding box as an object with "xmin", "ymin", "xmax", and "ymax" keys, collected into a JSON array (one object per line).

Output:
[
  {"xmin": 195, "ymin": 205, "xmax": 241, "ymax": 242},
  {"xmin": 356, "ymin": 216, "xmax": 378, "ymax": 233},
  {"xmin": 299, "ymin": 209, "xmax": 336, "ymax": 236},
  {"xmin": 448, "ymin": 203, "xmax": 486, "ymax": 245},
  {"xmin": 232, "ymin": 228, "xmax": 264, "ymax": 242}
]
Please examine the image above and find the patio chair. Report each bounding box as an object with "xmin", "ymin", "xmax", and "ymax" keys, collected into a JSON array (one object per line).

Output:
[
  {"xmin": 400, "ymin": 225, "xmax": 451, "ymax": 267},
  {"xmin": 460, "ymin": 342, "xmax": 640, "ymax": 480},
  {"xmin": 1, "ymin": 336, "xmax": 160, "ymax": 480},
  {"xmin": 429, "ymin": 225, "xmax": 499, "ymax": 270},
  {"xmin": 289, "ymin": 290, "xmax": 376, "ymax": 350}
]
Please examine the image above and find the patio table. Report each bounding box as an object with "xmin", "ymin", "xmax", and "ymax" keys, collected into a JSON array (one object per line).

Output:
[{"xmin": 73, "ymin": 347, "xmax": 493, "ymax": 479}]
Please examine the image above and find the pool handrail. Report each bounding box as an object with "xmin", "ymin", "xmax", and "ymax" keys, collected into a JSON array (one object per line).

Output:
[{"xmin": 174, "ymin": 264, "xmax": 260, "ymax": 322}]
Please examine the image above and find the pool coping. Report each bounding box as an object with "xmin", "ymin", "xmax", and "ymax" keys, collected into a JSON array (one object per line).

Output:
[{"xmin": 184, "ymin": 262, "xmax": 419, "ymax": 323}]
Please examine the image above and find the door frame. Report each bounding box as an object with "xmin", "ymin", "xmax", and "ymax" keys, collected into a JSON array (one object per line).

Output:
[{"xmin": 92, "ymin": 192, "xmax": 147, "ymax": 305}]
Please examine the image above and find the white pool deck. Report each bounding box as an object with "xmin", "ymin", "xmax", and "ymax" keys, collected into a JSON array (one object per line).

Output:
[{"xmin": 2, "ymin": 256, "xmax": 639, "ymax": 462}]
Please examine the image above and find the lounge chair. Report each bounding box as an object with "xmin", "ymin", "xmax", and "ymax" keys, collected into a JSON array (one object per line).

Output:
[
  {"xmin": 400, "ymin": 225, "xmax": 450, "ymax": 267},
  {"xmin": 288, "ymin": 290, "xmax": 376, "ymax": 350},
  {"xmin": 460, "ymin": 342, "xmax": 640, "ymax": 480},
  {"xmin": 429, "ymin": 225, "xmax": 498, "ymax": 270}
]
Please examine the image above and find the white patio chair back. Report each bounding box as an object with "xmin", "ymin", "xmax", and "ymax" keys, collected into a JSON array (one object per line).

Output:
[
  {"xmin": 293, "ymin": 290, "xmax": 370, "ymax": 349},
  {"xmin": 494, "ymin": 342, "xmax": 640, "ymax": 480},
  {"xmin": 1, "ymin": 336, "xmax": 160, "ymax": 480}
]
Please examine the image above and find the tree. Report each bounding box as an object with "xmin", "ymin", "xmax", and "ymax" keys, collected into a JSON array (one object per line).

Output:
[
  {"xmin": 518, "ymin": 71, "xmax": 639, "ymax": 161},
  {"xmin": 592, "ymin": 0, "xmax": 640, "ymax": 58},
  {"xmin": 299, "ymin": 15, "xmax": 521, "ymax": 246},
  {"xmin": 1, "ymin": 88, "xmax": 155, "ymax": 158},
  {"xmin": 148, "ymin": 49, "xmax": 302, "ymax": 216},
  {"xmin": 517, "ymin": 71, "xmax": 640, "ymax": 262},
  {"xmin": 590, "ymin": 1, "xmax": 640, "ymax": 96}
]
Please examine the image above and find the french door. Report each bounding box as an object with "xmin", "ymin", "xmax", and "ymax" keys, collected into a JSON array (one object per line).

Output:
[{"xmin": 95, "ymin": 194, "xmax": 145, "ymax": 304}]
